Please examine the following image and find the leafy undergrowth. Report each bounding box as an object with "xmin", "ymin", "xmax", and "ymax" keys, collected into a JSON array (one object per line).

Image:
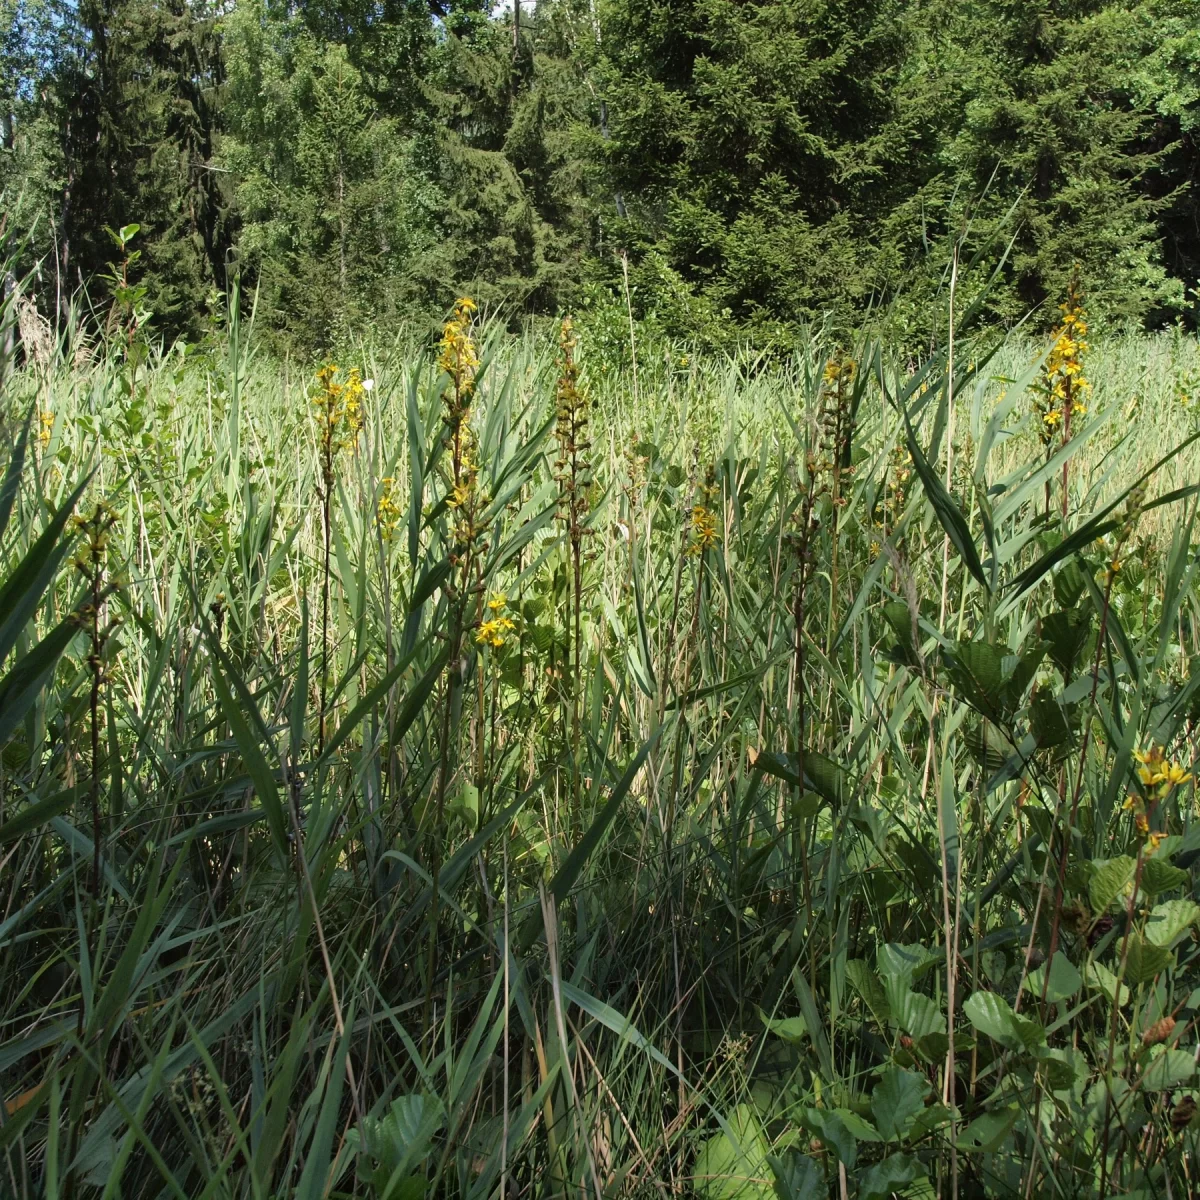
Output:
[{"xmin": 3, "ymin": 248, "xmax": 1200, "ymax": 1198}]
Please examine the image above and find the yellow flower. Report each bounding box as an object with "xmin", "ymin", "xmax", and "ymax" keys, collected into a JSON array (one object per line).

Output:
[
  {"xmin": 822, "ymin": 353, "xmax": 856, "ymax": 389},
  {"xmin": 488, "ymin": 592, "xmax": 507, "ymax": 612},
  {"xmin": 377, "ymin": 476, "xmax": 401, "ymax": 541},
  {"xmin": 476, "ymin": 615, "xmax": 515, "ymax": 648},
  {"xmin": 1146, "ymin": 830, "xmax": 1168, "ymax": 852},
  {"xmin": 1134, "ymin": 745, "xmax": 1192, "ymax": 796},
  {"xmin": 1166, "ymin": 763, "xmax": 1193, "ymax": 788},
  {"xmin": 438, "ymin": 298, "xmax": 480, "ymax": 399},
  {"xmin": 343, "ymin": 368, "xmax": 366, "ymax": 440},
  {"xmin": 689, "ymin": 504, "xmax": 720, "ymax": 555},
  {"xmin": 1033, "ymin": 282, "xmax": 1089, "ymax": 445},
  {"xmin": 1135, "ymin": 812, "xmax": 1150, "ymax": 836}
]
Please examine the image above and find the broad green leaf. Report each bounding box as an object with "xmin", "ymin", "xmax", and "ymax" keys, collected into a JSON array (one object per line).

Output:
[
  {"xmin": 1084, "ymin": 960, "xmax": 1129, "ymax": 1007},
  {"xmin": 833, "ymin": 1110, "xmax": 881, "ymax": 1143},
  {"xmin": 761, "ymin": 1014, "xmax": 807, "ymax": 1045},
  {"xmin": 1088, "ymin": 856, "xmax": 1136, "ymax": 915},
  {"xmin": 945, "ymin": 641, "xmax": 1003, "ymax": 717},
  {"xmin": 846, "ymin": 960, "xmax": 890, "ymax": 1027},
  {"xmin": 957, "ymin": 1107, "xmax": 1019, "ymax": 1152},
  {"xmin": 805, "ymin": 752, "xmax": 849, "ymax": 806},
  {"xmin": 356, "ymin": 1094, "xmax": 444, "ymax": 1194},
  {"xmin": 1145, "ymin": 899, "xmax": 1200, "ymax": 948},
  {"xmin": 893, "ymin": 991, "xmax": 946, "ymax": 1040},
  {"xmin": 907, "ymin": 1104, "xmax": 952, "ymax": 1142},
  {"xmin": 915, "ymin": 1030, "xmax": 949, "ymax": 1063},
  {"xmin": 878, "ymin": 942, "xmax": 931, "ymax": 1010},
  {"xmin": 1001, "ymin": 642, "xmax": 1047, "ymax": 712},
  {"xmin": 1041, "ymin": 609, "xmax": 1091, "ymax": 678},
  {"xmin": 768, "ymin": 1153, "xmax": 823, "ymax": 1200},
  {"xmin": 694, "ymin": 1105, "xmax": 772, "ymax": 1200},
  {"xmin": 1123, "ymin": 935, "xmax": 1173, "ymax": 986},
  {"xmin": 871, "ymin": 1067, "xmax": 929, "ymax": 1142},
  {"xmin": 1024, "ymin": 952, "xmax": 1082, "ymax": 1004},
  {"xmin": 1139, "ymin": 857, "xmax": 1189, "ymax": 897},
  {"xmin": 1141, "ymin": 1048, "xmax": 1195, "ymax": 1091},
  {"xmin": 964, "ymin": 991, "xmax": 1044, "ymax": 1052},
  {"xmin": 859, "ymin": 1153, "xmax": 920, "ymax": 1200},
  {"xmin": 803, "ymin": 1109, "xmax": 857, "ymax": 1169},
  {"xmin": 1036, "ymin": 1047, "xmax": 1079, "ymax": 1091}
]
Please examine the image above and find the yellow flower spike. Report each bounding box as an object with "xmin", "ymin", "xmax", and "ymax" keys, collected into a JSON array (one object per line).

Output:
[
  {"xmin": 688, "ymin": 504, "xmax": 720, "ymax": 555},
  {"xmin": 376, "ymin": 476, "xmax": 401, "ymax": 542},
  {"xmin": 1033, "ymin": 279, "xmax": 1088, "ymax": 447}
]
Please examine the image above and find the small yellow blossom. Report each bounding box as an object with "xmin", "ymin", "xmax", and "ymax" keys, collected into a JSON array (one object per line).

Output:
[
  {"xmin": 342, "ymin": 368, "xmax": 366, "ymax": 442},
  {"xmin": 1033, "ymin": 281, "xmax": 1090, "ymax": 446},
  {"xmin": 1134, "ymin": 745, "xmax": 1193, "ymax": 797},
  {"xmin": 377, "ymin": 476, "xmax": 401, "ymax": 542},
  {"xmin": 476, "ymin": 616, "xmax": 516, "ymax": 648},
  {"xmin": 689, "ymin": 504, "xmax": 720, "ymax": 555},
  {"xmin": 438, "ymin": 298, "xmax": 480, "ymax": 412},
  {"xmin": 822, "ymin": 353, "xmax": 856, "ymax": 389}
]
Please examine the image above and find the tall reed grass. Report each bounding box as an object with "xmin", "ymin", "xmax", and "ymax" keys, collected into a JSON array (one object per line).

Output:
[{"xmin": 2, "ymin": 251, "xmax": 1200, "ymax": 1198}]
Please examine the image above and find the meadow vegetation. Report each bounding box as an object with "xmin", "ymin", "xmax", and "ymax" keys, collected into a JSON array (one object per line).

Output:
[{"xmin": 2, "ymin": 217, "xmax": 1200, "ymax": 1200}]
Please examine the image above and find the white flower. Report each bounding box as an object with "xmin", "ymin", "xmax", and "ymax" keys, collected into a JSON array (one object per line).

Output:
[{"xmin": 362, "ymin": 378, "xmax": 375, "ymax": 393}]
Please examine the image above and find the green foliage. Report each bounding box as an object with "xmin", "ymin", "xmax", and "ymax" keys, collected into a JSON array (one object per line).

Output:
[{"xmin": 4, "ymin": 206, "xmax": 1200, "ymax": 1200}]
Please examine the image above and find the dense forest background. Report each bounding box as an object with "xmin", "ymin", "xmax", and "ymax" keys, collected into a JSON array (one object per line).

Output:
[{"xmin": 2, "ymin": 0, "xmax": 1199, "ymax": 350}]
